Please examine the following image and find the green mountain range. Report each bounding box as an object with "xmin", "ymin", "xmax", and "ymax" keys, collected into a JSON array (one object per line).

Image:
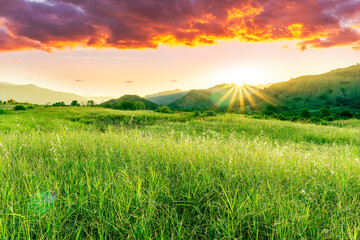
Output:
[
  {"xmin": 2, "ymin": 64, "xmax": 360, "ymax": 112},
  {"xmin": 256, "ymin": 64, "xmax": 360, "ymax": 110}
]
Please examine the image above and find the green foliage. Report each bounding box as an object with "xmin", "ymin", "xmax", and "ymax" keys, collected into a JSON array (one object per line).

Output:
[
  {"xmin": 155, "ymin": 106, "xmax": 173, "ymax": 114},
  {"xmin": 339, "ymin": 110, "xmax": 353, "ymax": 118},
  {"xmin": 7, "ymin": 99, "xmax": 16, "ymax": 104},
  {"xmin": 70, "ymin": 100, "xmax": 80, "ymax": 106},
  {"xmin": 116, "ymin": 101, "xmax": 136, "ymax": 110},
  {"xmin": 87, "ymin": 100, "xmax": 95, "ymax": 107},
  {"xmin": 0, "ymin": 109, "xmax": 6, "ymax": 114},
  {"xmin": 301, "ymin": 108, "xmax": 311, "ymax": 118},
  {"xmin": 52, "ymin": 102, "xmax": 66, "ymax": 107},
  {"xmin": 169, "ymin": 90, "xmax": 214, "ymax": 111},
  {"xmin": 255, "ymin": 64, "xmax": 360, "ymax": 111},
  {"xmin": 192, "ymin": 110, "xmax": 201, "ymax": 117},
  {"xmin": 14, "ymin": 105, "xmax": 26, "ymax": 111},
  {"xmin": 135, "ymin": 101, "xmax": 146, "ymax": 110},
  {"xmin": 320, "ymin": 108, "xmax": 331, "ymax": 118},
  {"xmin": 318, "ymin": 94, "xmax": 328, "ymax": 100},
  {"xmin": 202, "ymin": 110, "xmax": 216, "ymax": 117},
  {"xmin": 102, "ymin": 95, "xmax": 158, "ymax": 110}
]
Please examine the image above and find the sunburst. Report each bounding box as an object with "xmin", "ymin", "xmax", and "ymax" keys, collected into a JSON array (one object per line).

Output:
[{"xmin": 212, "ymin": 83, "xmax": 279, "ymax": 112}]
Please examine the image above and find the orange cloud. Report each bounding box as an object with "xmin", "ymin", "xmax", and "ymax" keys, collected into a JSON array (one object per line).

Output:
[{"xmin": 0, "ymin": 0, "xmax": 359, "ymax": 52}]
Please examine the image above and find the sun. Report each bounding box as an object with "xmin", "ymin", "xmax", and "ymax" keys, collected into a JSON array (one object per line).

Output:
[{"xmin": 212, "ymin": 64, "xmax": 266, "ymax": 86}]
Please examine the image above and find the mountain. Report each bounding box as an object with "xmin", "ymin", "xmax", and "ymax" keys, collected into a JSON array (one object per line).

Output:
[
  {"xmin": 0, "ymin": 82, "xmax": 88, "ymax": 105},
  {"xmin": 255, "ymin": 64, "xmax": 360, "ymax": 110},
  {"xmin": 101, "ymin": 95, "xmax": 158, "ymax": 110},
  {"xmin": 169, "ymin": 83, "xmax": 263, "ymax": 111},
  {"xmin": 169, "ymin": 90, "xmax": 215, "ymax": 111},
  {"xmin": 145, "ymin": 89, "xmax": 188, "ymax": 105}
]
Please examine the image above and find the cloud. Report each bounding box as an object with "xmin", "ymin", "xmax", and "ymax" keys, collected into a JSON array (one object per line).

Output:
[
  {"xmin": 74, "ymin": 79, "xmax": 83, "ymax": 82},
  {"xmin": 170, "ymin": 79, "xmax": 178, "ymax": 83},
  {"xmin": 125, "ymin": 80, "xmax": 134, "ymax": 83},
  {"xmin": 298, "ymin": 28, "xmax": 360, "ymax": 50},
  {"xmin": 0, "ymin": 0, "xmax": 360, "ymax": 51}
]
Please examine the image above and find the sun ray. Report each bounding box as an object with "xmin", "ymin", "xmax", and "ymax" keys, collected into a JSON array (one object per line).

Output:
[
  {"xmin": 228, "ymin": 85, "xmax": 239, "ymax": 111},
  {"xmin": 238, "ymin": 86, "xmax": 245, "ymax": 110},
  {"xmin": 242, "ymin": 84, "xmax": 280, "ymax": 106},
  {"xmin": 213, "ymin": 84, "xmax": 237, "ymax": 109},
  {"xmin": 241, "ymin": 85, "xmax": 258, "ymax": 110}
]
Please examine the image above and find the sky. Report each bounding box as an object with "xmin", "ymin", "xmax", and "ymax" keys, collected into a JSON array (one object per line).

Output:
[{"xmin": 0, "ymin": 0, "xmax": 359, "ymax": 97}]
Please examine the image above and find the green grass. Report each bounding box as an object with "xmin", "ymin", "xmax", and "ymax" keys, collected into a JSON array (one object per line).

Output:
[{"xmin": 1, "ymin": 107, "xmax": 360, "ymax": 239}]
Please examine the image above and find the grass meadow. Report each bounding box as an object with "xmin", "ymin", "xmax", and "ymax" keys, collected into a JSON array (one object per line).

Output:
[{"xmin": 1, "ymin": 107, "xmax": 360, "ymax": 239}]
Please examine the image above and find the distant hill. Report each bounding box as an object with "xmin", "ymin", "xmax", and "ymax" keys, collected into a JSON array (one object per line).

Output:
[
  {"xmin": 256, "ymin": 64, "xmax": 360, "ymax": 110},
  {"xmin": 101, "ymin": 95, "xmax": 158, "ymax": 110},
  {"xmin": 145, "ymin": 89, "xmax": 188, "ymax": 105},
  {"xmin": 0, "ymin": 82, "xmax": 88, "ymax": 105},
  {"xmin": 169, "ymin": 90, "xmax": 215, "ymax": 110},
  {"xmin": 169, "ymin": 83, "xmax": 263, "ymax": 111}
]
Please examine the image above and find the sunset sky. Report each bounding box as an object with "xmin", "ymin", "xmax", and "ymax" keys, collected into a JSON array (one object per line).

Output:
[{"xmin": 0, "ymin": 0, "xmax": 359, "ymax": 97}]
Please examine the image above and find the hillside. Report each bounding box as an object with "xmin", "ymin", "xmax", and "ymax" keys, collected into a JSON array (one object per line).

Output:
[
  {"xmin": 169, "ymin": 83, "xmax": 263, "ymax": 111},
  {"xmin": 145, "ymin": 89, "xmax": 188, "ymax": 105},
  {"xmin": 101, "ymin": 95, "xmax": 158, "ymax": 110},
  {"xmin": 0, "ymin": 82, "xmax": 88, "ymax": 104},
  {"xmin": 256, "ymin": 64, "xmax": 360, "ymax": 110}
]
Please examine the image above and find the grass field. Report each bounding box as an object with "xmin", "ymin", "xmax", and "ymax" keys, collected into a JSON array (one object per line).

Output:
[{"xmin": 1, "ymin": 107, "xmax": 360, "ymax": 239}]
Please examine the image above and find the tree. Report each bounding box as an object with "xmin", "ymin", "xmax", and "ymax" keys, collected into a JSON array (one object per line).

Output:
[
  {"xmin": 320, "ymin": 108, "xmax": 331, "ymax": 118},
  {"xmin": 14, "ymin": 105, "xmax": 26, "ymax": 111},
  {"xmin": 135, "ymin": 101, "xmax": 146, "ymax": 110},
  {"xmin": 7, "ymin": 99, "xmax": 16, "ymax": 104},
  {"xmin": 339, "ymin": 110, "xmax": 353, "ymax": 118},
  {"xmin": 118, "ymin": 101, "xmax": 136, "ymax": 110},
  {"xmin": 52, "ymin": 102, "xmax": 66, "ymax": 107},
  {"xmin": 155, "ymin": 106, "xmax": 172, "ymax": 114},
  {"xmin": 87, "ymin": 100, "xmax": 95, "ymax": 107},
  {"xmin": 301, "ymin": 108, "xmax": 311, "ymax": 118},
  {"xmin": 71, "ymin": 100, "xmax": 80, "ymax": 106}
]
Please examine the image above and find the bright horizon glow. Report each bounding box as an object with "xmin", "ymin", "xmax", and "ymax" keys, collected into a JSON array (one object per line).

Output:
[
  {"xmin": 0, "ymin": 40, "xmax": 359, "ymax": 97},
  {"xmin": 211, "ymin": 65, "xmax": 266, "ymax": 86}
]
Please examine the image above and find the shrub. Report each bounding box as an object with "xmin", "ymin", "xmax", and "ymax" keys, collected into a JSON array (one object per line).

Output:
[
  {"xmin": 155, "ymin": 106, "xmax": 173, "ymax": 114},
  {"xmin": 116, "ymin": 101, "xmax": 136, "ymax": 110},
  {"xmin": 53, "ymin": 102, "xmax": 66, "ymax": 107},
  {"xmin": 318, "ymin": 94, "xmax": 328, "ymax": 100},
  {"xmin": 135, "ymin": 101, "xmax": 146, "ymax": 110},
  {"xmin": 71, "ymin": 100, "xmax": 80, "ymax": 107},
  {"xmin": 326, "ymin": 116, "xmax": 335, "ymax": 121},
  {"xmin": 310, "ymin": 117, "xmax": 321, "ymax": 123},
  {"xmin": 339, "ymin": 110, "xmax": 353, "ymax": 118},
  {"xmin": 202, "ymin": 110, "xmax": 216, "ymax": 117},
  {"xmin": 0, "ymin": 109, "xmax": 6, "ymax": 114},
  {"xmin": 301, "ymin": 108, "xmax": 311, "ymax": 118},
  {"xmin": 320, "ymin": 108, "xmax": 331, "ymax": 118},
  {"xmin": 14, "ymin": 105, "xmax": 26, "ymax": 111},
  {"xmin": 192, "ymin": 111, "xmax": 201, "ymax": 117}
]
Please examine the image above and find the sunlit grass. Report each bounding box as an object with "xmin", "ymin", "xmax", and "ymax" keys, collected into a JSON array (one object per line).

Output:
[{"xmin": 1, "ymin": 108, "xmax": 360, "ymax": 238}]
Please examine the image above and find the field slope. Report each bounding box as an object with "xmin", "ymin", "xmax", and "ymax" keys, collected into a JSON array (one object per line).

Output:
[{"xmin": 1, "ymin": 107, "xmax": 360, "ymax": 239}]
